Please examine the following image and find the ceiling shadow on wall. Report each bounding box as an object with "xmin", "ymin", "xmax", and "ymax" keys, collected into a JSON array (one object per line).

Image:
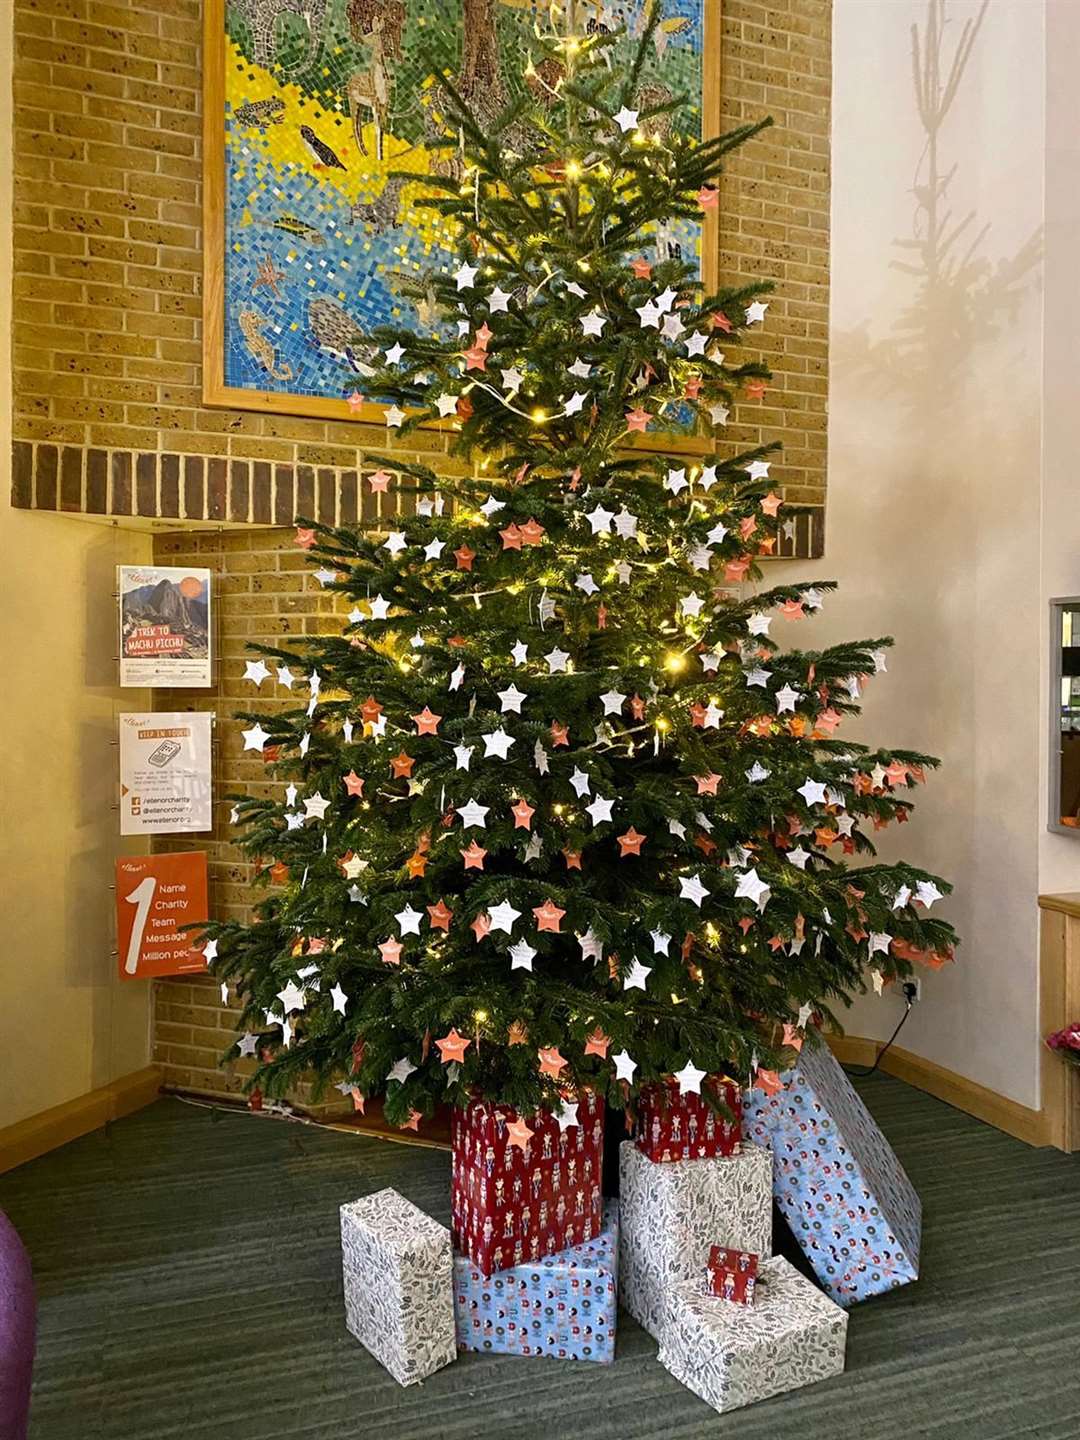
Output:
[
  {"xmin": 834, "ymin": 0, "xmax": 1042, "ymax": 420},
  {"xmin": 827, "ymin": 0, "xmax": 1045, "ymax": 893}
]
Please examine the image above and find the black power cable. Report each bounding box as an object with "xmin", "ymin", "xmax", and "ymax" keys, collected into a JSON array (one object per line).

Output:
[{"xmin": 842, "ymin": 981, "xmax": 918, "ymax": 1079}]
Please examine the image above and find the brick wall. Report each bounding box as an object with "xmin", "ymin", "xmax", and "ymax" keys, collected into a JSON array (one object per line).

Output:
[
  {"xmin": 149, "ymin": 525, "xmax": 352, "ymax": 1111},
  {"xmin": 718, "ymin": 0, "xmax": 831, "ymax": 509},
  {"xmin": 10, "ymin": 0, "xmax": 832, "ymax": 521}
]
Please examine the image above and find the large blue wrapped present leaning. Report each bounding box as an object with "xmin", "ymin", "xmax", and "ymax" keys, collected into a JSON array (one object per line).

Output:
[
  {"xmin": 743, "ymin": 1038, "xmax": 922, "ymax": 1305},
  {"xmin": 453, "ymin": 1201, "xmax": 618, "ymax": 1363}
]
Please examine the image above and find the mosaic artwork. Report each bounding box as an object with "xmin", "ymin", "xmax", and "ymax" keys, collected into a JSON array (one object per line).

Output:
[{"xmin": 211, "ymin": 0, "xmax": 715, "ymax": 417}]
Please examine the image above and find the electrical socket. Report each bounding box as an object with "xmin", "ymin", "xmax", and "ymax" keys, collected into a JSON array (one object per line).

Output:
[{"xmin": 901, "ymin": 978, "xmax": 921, "ymax": 1004}]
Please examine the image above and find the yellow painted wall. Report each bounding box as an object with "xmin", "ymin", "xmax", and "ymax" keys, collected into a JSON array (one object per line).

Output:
[{"xmin": 1, "ymin": 16, "xmax": 153, "ymax": 1129}]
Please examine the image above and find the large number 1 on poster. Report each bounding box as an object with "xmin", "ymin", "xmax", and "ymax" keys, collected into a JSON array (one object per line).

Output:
[
  {"xmin": 114, "ymin": 853, "xmax": 209, "ymax": 981},
  {"xmin": 122, "ymin": 875, "xmax": 157, "ymax": 976}
]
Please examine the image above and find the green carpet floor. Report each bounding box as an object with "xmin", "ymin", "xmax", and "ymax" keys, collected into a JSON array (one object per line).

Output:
[{"xmin": 2, "ymin": 1074, "xmax": 1079, "ymax": 1440}]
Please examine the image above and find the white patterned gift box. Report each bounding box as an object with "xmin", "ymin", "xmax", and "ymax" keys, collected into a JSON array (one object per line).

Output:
[
  {"xmin": 340, "ymin": 1187, "xmax": 456, "ymax": 1386},
  {"xmin": 657, "ymin": 1256, "xmax": 848, "ymax": 1414},
  {"xmin": 619, "ymin": 1139, "xmax": 772, "ymax": 1339},
  {"xmin": 743, "ymin": 1038, "xmax": 921, "ymax": 1306}
]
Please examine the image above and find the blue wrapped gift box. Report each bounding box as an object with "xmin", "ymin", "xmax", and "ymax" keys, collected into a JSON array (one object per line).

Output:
[
  {"xmin": 743, "ymin": 1039, "xmax": 921, "ymax": 1307},
  {"xmin": 453, "ymin": 1201, "xmax": 618, "ymax": 1363}
]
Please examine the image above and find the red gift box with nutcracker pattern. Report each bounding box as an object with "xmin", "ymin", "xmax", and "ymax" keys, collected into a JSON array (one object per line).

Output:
[
  {"xmin": 635, "ymin": 1077, "xmax": 742, "ymax": 1163},
  {"xmin": 451, "ymin": 1091, "xmax": 605, "ymax": 1277},
  {"xmin": 707, "ymin": 1246, "xmax": 759, "ymax": 1305}
]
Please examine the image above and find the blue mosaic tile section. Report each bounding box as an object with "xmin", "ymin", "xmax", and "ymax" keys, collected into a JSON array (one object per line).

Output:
[{"xmin": 220, "ymin": 0, "xmax": 707, "ymax": 401}]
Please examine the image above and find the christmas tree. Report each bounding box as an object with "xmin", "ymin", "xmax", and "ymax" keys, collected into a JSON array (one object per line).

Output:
[{"xmin": 206, "ymin": 7, "xmax": 957, "ymax": 1128}]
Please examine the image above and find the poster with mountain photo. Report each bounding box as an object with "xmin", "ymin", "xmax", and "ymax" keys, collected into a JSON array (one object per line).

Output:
[{"xmin": 119, "ymin": 566, "xmax": 212, "ymax": 687}]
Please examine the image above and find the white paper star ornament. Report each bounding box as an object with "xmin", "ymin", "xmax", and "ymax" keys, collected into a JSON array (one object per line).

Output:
[
  {"xmin": 679, "ymin": 874, "xmax": 710, "ymax": 907},
  {"xmin": 674, "ymin": 1060, "xmax": 707, "ymax": 1095},
  {"xmin": 242, "ymin": 723, "xmax": 271, "ymax": 752}
]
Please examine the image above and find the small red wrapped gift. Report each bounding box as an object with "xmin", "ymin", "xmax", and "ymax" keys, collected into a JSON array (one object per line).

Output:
[
  {"xmin": 635, "ymin": 1076, "xmax": 742, "ymax": 1163},
  {"xmin": 707, "ymin": 1245, "xmax": 760, "ymax": 1305},
  {"xmin": 451, "ymin": 1090, "xmax": 604, "ymax": 1277}
]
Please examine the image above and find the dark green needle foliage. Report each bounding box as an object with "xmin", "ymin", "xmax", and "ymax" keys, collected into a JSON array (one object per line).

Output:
[{"xmin": 203, "ymin": 7, "xmax": 958, "ymax": 1127}]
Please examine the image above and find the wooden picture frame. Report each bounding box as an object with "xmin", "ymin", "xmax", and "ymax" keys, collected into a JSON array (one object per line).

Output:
[{"xmin": 202, "ymin": 0, "xmax": 722, "ymax": 452}]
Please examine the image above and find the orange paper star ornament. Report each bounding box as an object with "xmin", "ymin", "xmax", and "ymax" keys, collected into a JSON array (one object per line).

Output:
[
  {"xmin": 754, "ymin": 1068, "xmax": 782, "ymax": 1096},
  {"xmin": 533, "ymin": 899, "xmax": 565, "ymax": 933},
  {"xmin": 427, "ymin": 900, "xmax": 453, "ymax": 932},
  {"xmin": 461, "ymin": 841, "xmax": 487, "ymax": 870},
  {"xmin": 412, "ymin": 707, "xmax": 442, "ymax": 735},
  {"xmin": 379, "ymin": 937, "xmax": 404, "ymax": 966},
  {"xmin": 782, "ymin": 1022, "xmax": 804, "ymax": 1052},
  {"xmin": 506, "ymin": 1116, "xmax": 535, "ymax": 1149},
  {"xmin": 617, "ymin": 827, "xmax": 646, "ymax": 857},
  {"xmin": 435, "ymin": 1028, "xmax": 471, "ymax": 1063},
  {"xmin": 511, "ymin": 799, "xmax": 535, "ymax": 830},
  {"xmin": 537, "ymin": 1046, "xmax": 567, "ymax": 1078},
  {"xmin": 584, "ymin": 1028, "xmax": 611, "ymax": 1058}
]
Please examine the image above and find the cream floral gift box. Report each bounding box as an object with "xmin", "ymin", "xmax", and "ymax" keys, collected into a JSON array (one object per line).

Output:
[
  {"xmin": 658, "ymin": 1256, "xmax": 848, "ymax": 1413},
  {"xmin": 340, "ymin": 1187, "xmax": 456, "ymax": 1386}
]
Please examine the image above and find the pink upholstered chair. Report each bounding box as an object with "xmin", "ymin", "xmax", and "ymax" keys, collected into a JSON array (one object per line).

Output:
[{"xmin": 0, "ymin": 1211, "xmax": 34, "ymax": 1440}]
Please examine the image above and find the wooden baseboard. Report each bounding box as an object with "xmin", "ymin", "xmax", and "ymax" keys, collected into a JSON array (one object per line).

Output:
[
  {"xmin": 0, "ymin": 1066, "xmax": 163, "ymax": 1175},
  {"xmin": 0, "ymin": 1042, "xmax": 1052, "ymax": 1172},
  {"xmin": 827, "ymin": 1036, "xmax": 1049, "ymax": 1147}
]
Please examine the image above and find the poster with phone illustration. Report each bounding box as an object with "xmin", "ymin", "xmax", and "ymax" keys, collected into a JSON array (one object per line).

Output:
[
  {"xmin": 119, "ymin": 712, "xmax": 213, "ymax": 835},
  {"xmin": 118, "ymin": 565, "xmax": 212, "ymax": 687}
]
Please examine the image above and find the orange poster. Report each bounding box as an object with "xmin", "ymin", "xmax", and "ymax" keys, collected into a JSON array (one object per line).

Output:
[{"xmin": 116, "ymin": 852, "xmax": 209, "ymax": 981}]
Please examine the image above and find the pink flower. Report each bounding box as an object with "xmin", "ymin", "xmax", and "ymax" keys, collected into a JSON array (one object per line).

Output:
[{"xmin": 1045, "ymin": 1023, "xmax": 1080, "ymax": 1053}]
